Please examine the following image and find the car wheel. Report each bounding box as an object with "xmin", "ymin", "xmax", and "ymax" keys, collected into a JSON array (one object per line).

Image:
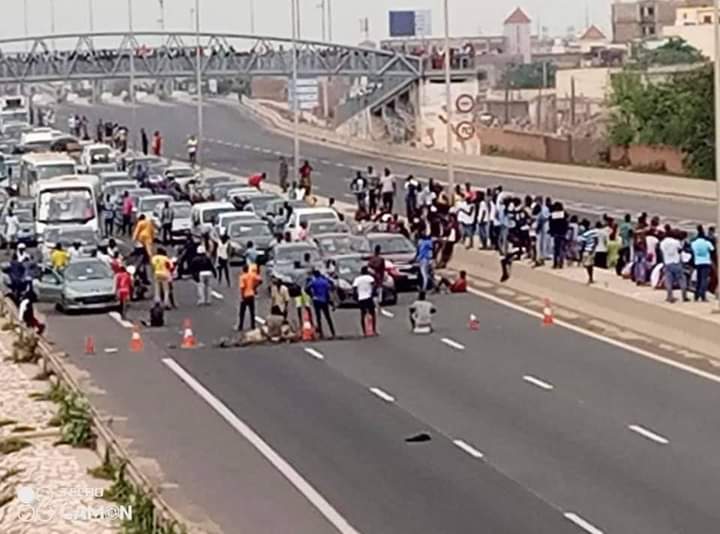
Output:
[{"xmin": 55, "ymin": 301, "xmax": 65, "ymax": 313}]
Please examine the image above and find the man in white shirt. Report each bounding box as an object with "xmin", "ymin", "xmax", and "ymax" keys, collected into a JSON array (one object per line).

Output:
[
  {"xmin": 379, "ymin": 168, "xmax": 396, "ymax": 213},
  {"xmin": 352, "ymin": 266, "xmax": 377, "ymax": 336},
  {"xmin": 5, "ymin": 209, "xmax": 19, "ymax": 251},
  {"xmin": 660, "ymin": 228, "xmax": 688, "ymax": 303}
]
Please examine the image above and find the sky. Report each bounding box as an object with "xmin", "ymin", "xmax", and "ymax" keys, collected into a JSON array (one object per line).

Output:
[{"xmin": 0, "ymin": 0, "xmax": 613, "ymax": 45}]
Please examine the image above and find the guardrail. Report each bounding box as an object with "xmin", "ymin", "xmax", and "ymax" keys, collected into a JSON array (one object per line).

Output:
[{"xmin": 0, "ymin": 296, "xmax": 197, "ymax": 534}]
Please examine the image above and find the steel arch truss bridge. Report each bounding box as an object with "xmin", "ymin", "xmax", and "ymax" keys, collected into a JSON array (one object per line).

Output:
[{"xmin": 0, "ymin": 32, "xmax": 423, "ymax": 83}]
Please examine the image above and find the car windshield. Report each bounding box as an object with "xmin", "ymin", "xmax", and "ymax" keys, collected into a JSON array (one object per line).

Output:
[
  {"xmin": 64, "ymin": 261, "xmax": 111, "ymax": 282},
  {"xmin": 228, "ymin": 222, "xmax": 272, "ymax": 238},
  {"xmin": 247, "ymin": 197, "xmax": 277, "ymax": 213},
  {"xmin": 14, "ymin": 210, "xmax": 33, "ymax": 223},
  {"xmin": 301, "ymin": 212, "xmax": 337, "ymax": 224},
  {"xmin": 202, "ymin": 207, "xmax": 234, "ymax": 224},
  {"xmin": 36, "ymin": 163, "xmax": 76, "ymax": 180},
  {"xmin": 45, "ymin": 228, "xmax": 96, "ymax": 245},
  {"xmin": 38, "ymin": 188, "xmax": 95, "ymax": 224},
  {"xmin": 139, "ymin": 197, "xmax": 171, "ymax": 213},
  {"xmin": 169, "ymin": 168, "xmax": 193, "ymax": 178},
  {"xmin": 370, "ymin": 236, "xmax": 415, "ymax": 254},
  {"xmin": 309, "ymin": 220, "xmax": 344, "ymax": 234},
  {"xmin": 316, "ymin": 236, "xmax": 367, "ymax": 254},
  {"xmin": 104, "ymin": 183, "xmax": 134, "ymax": 198},
  {"xmin": 275, "ymin": 245, "xmax": 320, "ymax": 264},
  {"xmin": 336, "ymin": 257, "xmax": 365, "ymax": 276},
  {"xmin": 172, "ymin": 205, "xmax": 192, "ymax": 218},
  {"xmin": 89, "ymin": 148, "xmax": 111, "ymax": 163}
]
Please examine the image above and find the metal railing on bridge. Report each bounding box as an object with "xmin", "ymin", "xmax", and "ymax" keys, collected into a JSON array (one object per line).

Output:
[{"xmin": 0, "ymin": 32, "xmax": 423, "ymax": 84}]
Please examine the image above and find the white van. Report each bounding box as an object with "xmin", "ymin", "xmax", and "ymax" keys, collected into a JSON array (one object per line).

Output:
[
  {"xmin": 190, "ymin": 201, "xmax": 236, "ymax": 238},
  {"xmin": 35, "ymin": 177, "xmax": 98, "ymax": 235},
  {"xmin": 19, "ymin": 153, "xmax": 78, "ymax": 196},
  {"xmin": 286, "ymin": 207, "xmax": 340, "ymax": 239}
]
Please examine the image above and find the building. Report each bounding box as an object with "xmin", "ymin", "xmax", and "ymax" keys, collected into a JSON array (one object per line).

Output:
[
  {"xmin": 611, "ymin": 0, "xmax": 684, "ymax": 43},
  {"xmin": 576, "ymin": 25, "xmax": 610, "ymax": 53},
  {"xmin": 503, "ymin": 7, "xmax": 532, "ymax": 63},
  {"xmin": 663, "ymin": 4, "xmax": 717, "ymax": 59}
]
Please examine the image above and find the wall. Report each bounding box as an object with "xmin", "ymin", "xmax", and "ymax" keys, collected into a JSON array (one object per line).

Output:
[
  {"xmin": 504, "ymin": 23, "xmax": 531, "ymax": 63},
  {"xmin": 663, "ymin": 24, "xmax": 715, "ymax": 60},
  {"xmin": 611, "ymin": 144, "xmax": 686, "ymax": 174},
  {"xmin": 555, "ymin": 67, "xmax": 617, "ymax": 101}
]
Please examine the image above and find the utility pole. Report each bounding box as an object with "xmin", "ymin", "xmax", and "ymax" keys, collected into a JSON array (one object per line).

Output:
[
  {"xmin": 128, "ymin": 0, "xmax": 136, "ymax": 149},
  {"xmin": 195, "ymin": 0, "xmax": 204, "ymax": 168},
  {"xmin": 713, "ymin": 0, "xmax": 720, "ymax": 310},
  {"xmin": 23, "ymin": 0, "xmax": 29, "ymax": 52},
  {"xmin": 327, "ymin": 0, "xmax": 333, "ymax": 41},
  {"xmin": 158, "ymin": 0, "xmax": 166, "ymax": 31},
  {"xmin": 250, "ymin": 0, "xmax": 256, "ymax": 34},
  {"xmin": 88, "ymin": 0, "xmax": 95, "ymax": 33},
  {"xmin": 570, "ymin": 76, "xmax": 576, "ymax": 126},
  {"xmin": 50, "ymin": 0, "xmax": 56, "ymax": 50},
  {"xmin": 443, "ymin": 0, "xmax": 455, "ymax": 190},
  {"xmin": 291, "ymin": 0, "xmax": 300, "ymax": 178}
]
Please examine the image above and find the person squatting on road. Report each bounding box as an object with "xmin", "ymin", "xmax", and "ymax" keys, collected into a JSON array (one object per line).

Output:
[
  {"xmin": 191, "ymin": 245, "xmax": 216, "ymax": 306},
  {"xmin": 237, "ymin": 264, "xmax": 262, "ymax": 331},
  {"xmin": 409, "ymin": 291, "xmax": 436, "ymax": 333}
]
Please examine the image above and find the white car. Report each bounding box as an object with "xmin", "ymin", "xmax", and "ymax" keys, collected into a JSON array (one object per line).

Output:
[
  {"xmin": 136, "ymin": 194, "xmax": 173, "ymax": 221},
  {"xmin": 152, "ymin": 201, "xmax": 193, "ymax": 241},
  {"xmin": 80, "ymin": 143, "xmax": 117, "ymax": 174},
  {"xmin": 190, "ymin": 201, "xmax": 236, "ymax": 238},
  {"xmin": 285, "ymin": 207, "xmax": 340, "ymax": 240}
]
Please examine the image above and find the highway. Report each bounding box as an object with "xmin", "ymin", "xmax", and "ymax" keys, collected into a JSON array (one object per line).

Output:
[{"xmin": 43, "ymin": 100, "xmax": 720, "ymax": 534}]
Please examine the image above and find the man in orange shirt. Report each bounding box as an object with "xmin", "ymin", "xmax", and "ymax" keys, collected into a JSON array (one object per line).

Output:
[{"xmin": 237, "ymin": 264, "xmax": 262, "ymax": 331}]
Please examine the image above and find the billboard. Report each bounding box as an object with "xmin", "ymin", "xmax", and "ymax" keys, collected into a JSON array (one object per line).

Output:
[
  {"xmin": 289, "ymin": 78, "xmax": 319, "ymax": 111},
  {"xmin": 389, "ymin": 10, "xmax": 432, "ymax": 38}
]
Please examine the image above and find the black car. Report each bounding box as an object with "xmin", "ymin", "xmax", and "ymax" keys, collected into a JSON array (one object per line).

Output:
[
  {"xmin": 365, "ymin": 232, "xmax": 419, "ymax": 291},
  {"xmin": 329, "ymin": 254, "xmax": 397, "ymax": 306}
]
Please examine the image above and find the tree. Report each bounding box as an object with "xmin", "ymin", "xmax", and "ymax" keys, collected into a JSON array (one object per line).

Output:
[
  {"xmin": 500, "ymin": 62, "xmax": 556, "ymax": 90},
  {"xmin": 608, "ymin": 65, "xmax": 714, "ymax": 178},
  {"xmin": 634, "ymin": 37, "xmax": 706, "ymax": 68}
]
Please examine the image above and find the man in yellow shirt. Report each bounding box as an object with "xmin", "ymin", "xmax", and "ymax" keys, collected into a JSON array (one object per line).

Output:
[
  {"xmin": 132, "ymin": 214, "xmax": 156, "ymax": 258},
  {"xmin": 50, "ymin": 243, "xmax": 70, "ymax": 271},
  {"xmin": 150, "ymin": 247, "xmax": 171, "ymax": 308}
]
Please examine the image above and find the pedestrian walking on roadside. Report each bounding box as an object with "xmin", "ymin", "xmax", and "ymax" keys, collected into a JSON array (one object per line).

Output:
[
  {"xmin": 617, "ymin": 213, "xmax": 634, "ymax": 275},
  {"xmin": 456, "ymin": 195, "xmax": 475, "ymax": 249},
  {"xmin": 579, "ymin": 220, "xmax": 600, "ymax": 285},
  {"xmin": 692, "ymin": 225, "xmax": 714, "ymax": 302},
  {"xmin": 140, "ymin": 128, "xmax": 149, "ymax": 155},
  {"xmin": 151, "ymin": 130, "xmax": 162, "ymax": 157},
  {"xmin": 278, "ymin": 156, "xmax": 289, "ymax": 192},
  {"xmin": 660, "ymin": 227, "xmax": 689, "ymax": 303},
  {"xmin": 299, "ymin": 160, "xmax": 313, "ymax": 197},
  {"xmin": 121, "ymin": 191, "xmax": 133, "ymax": 236},
  {"xmin": 306, "ymin": 269, "xmax": 336, "ymax": 339},
  {"xmin": 350, "ymin": 171, "xmax": 368, "ymax": 212},
  {"xmin": 160, "ymin": 200, "xmax": 174, "ymax": 244},
  {"xmin": 190, "ymin": 245, "xmax": 216, "ymax": 306},
  {"xmin": 237, "ymin": 264, "xmax": 262, "ymax": 331},
  {"xmin": 380, "ymin": 168, "xmax": 396, "ymax": 212},
  {"xmin": 353, "ymin": 266, "xmax": 377, "ymax": 336},
  {"xmin": 215, "ymin": 234, "xmax": 232, "ymax": 287},
  {"xmin": 4, "ymin": 208, "xmax": 19, "ymax": 252}
]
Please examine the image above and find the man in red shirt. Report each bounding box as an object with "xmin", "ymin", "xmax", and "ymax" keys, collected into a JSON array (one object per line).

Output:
[
  {"xmin": 248, "ymin": 172, "xmax": 265, "ymax": 189},
  {"xmin": 151, "ymin": 131, "xmax": 162, "ymax": 156},
  {"xmin": 114, "ymin": 265, "xmax": 133, "ymax": 319}
]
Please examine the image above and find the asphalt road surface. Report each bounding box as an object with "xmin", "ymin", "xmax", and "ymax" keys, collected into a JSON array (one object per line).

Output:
[{"xmin": 38, "ymin": 100, "xmax": 720, "ymax": 534}]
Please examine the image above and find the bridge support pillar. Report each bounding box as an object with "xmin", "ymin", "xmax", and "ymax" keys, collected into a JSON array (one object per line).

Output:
[{"xmin": 91, "ymin": 80, "xmax": 102, "ymax": 104}]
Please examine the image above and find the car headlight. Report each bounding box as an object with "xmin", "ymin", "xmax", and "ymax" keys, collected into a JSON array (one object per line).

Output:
[
  {"xmin": 64, "ymin": 288, "xmax": 81, "ymax": 300},
  {"xmin": 337, "ymin": 279, "xmax": 352, "ymax": 291}
]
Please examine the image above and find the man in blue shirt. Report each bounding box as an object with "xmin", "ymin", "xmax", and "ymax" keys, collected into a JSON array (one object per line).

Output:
[
  {"xmin": 691, "ymin": 226, "xmax": 715, "ymax": 302},
  {"xmin": 415, "ymin": 234, "xmax": 434, "ymax": 291},
  {"xmin": 306, "ymin": 269, "xmax": 336, "ymax": 338}
]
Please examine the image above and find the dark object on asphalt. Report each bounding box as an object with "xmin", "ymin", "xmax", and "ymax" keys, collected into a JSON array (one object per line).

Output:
[{"xmin": 405, "ymin": 432, "xmax": 432, "ymax": 443}]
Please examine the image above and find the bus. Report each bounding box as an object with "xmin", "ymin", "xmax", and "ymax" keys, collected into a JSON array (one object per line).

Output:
[
  {"xmin": 19, "ymin": 152, "xmax": 78, "ymax": 197},
  {"xmin": 35, "ymin": 177, "xmax": 98, "ymax": 236},
  {"xmin": 0, "ymin": 96, "xmax": 30, "ymax": 125}
]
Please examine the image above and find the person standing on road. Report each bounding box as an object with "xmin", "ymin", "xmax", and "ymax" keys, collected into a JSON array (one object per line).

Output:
[
  {"xmin": 549, "ymin": 202, "xmax": 568, "ymax": 269},
  {"xmin": 367, "ymin": 166, "xmax": 380, "ymax": 215},
  {"xmin": 150, "ymin": 247, "xmax": 172, "ymax": 309},
  {"xmin": 102, "ymin": 194, "xmax": 115, "ymax": 238},
  {"xmin": 416, "ymin": 233, "xmax": 434, "ymax": 291},
  {"xmin": 368, "ymin": 245, "xmax": 386, "ymax": 307},
  {"xmin": 215, "ymin": 234, "xmax": 232, "ymax": 287},
  {"xmin": 299, "ymin": 160, "xmax": 313, "ymax": 198},
  {"xmin": 579, "ymin": 220, "xmax": 600, "ymax": 285},
  {"xmin": 140, "ymin": 128, "xmax": 149, "ymax": 155},
  {"xmin": 617, "ymin": 213, "xmax": 634, "ymax": 275},
  {"xmin": 350, "ymin": 171, "xmax": 368, "ymax": 212},
  {"xmin": 660, "ymin": 227, "xmax": 688, "ymax": 303},
  {"xmin": 190, "ymin": 245, "xmax": 216, "ymax": 306},
  {"xmin": 160, "ymin": 201, "xmax": 174, "ymax": 245},
  {"xmin": 306, "ymin": 269, "xmax": 336, "ymax": 339},
  {"xmin": 404, "ymin": 174, "xmax": 420, "ymax": 220},
  {"xmin": 151, "ymin": 131, "xmax": 162, "ymax": 157},
  {"xmin": 114, "ymin": 264, "xmax": 133, "ymax": 319},
  {"xmin": 237, "ymin": 264, "xmax": 262, "ymax": 331},
  {"xmin": 5, "ymin": 209, "xmax": 19, "ymax": 252},
  {"xmin": 278, "ymin": 156, "xmax": 289, "ymax": 192},
  {"xmin": 187, "ymin": 135, "xmax": 198, "ymax": 166},
  {"xmin": 121, "ymin": 192, "xmax": 134, "ymax": 236},
  {"xmin": 379, "ymin": 168, "xmax": 396, "ymax": 213},
  {"xmin": 352, "ymin": 266, "xmax": 376, "ymax": 336},
  {"xmin": 691, "ymin": 225, "xmax": 714, "ymax": 302},
  {"xmin": 270, "ymin": 276, "xmax": 291, "ymax": 321},
  {"xmin": 133, "ymin": 214, "xmax": 156, "ymax": 259}
]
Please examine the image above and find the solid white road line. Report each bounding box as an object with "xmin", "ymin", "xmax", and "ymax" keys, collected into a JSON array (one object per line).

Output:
[
  {"xmin": 452, "ymin": 439, "xmax": 484, "ymax": 459},
  {"xmin": 304, "ymin": 347, "xmax": 325, "ymax": 360},
  {"xmin": 564, "ymin": 513, "xmax": 604, "ymax": 534},
  {"xmin": 380, "ymin": 309, "xmax": 394, "ymax": 318},
  {"xmin": 466, "ymin": 286, "xmax": 720, "ymax": 386},
  {"xmin": 628, "ymin": 424, "xmax": 670, "ymax": 445},
  {"xmin": 523, "ymin": 375, "xmax": 555, "ymax": 391},
  {"xmin": 108, "ymin": 311, "xmax": 133, "ymax": 329},
  {"xmin": 369, "ymin": 387, "xmax": 395, "ymax": 403},
  {"xmin": 162, "ymin": 358, "xmax": 360, "ymax": 534},
  {"xmin": 211, "ymin": 290, "xmax": 224, "ymax": 300},
  {"xmin": 441, "ymin": 337, "xmax": 465, "ymax": 351}
]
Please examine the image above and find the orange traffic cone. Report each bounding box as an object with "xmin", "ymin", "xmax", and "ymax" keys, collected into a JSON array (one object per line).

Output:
[
  {"xmin": 129, "ymin": 324, "xmax": 144, "ymax": 352},
  {"xmin": 542, "ymin": 299, "xmax": 554, "ymax": 326},
  {"xmin": 84, "ymin": 336, "xmax": 95, "ymax": 355},
  {"xmin": 468, "ymin": 314, "xmax": 480, "ymax": 330},
  {"xmin": 301, "ymin": 309, "xmax": 315, "ymax": 341},
  {"xmin": 181, "ymin": 319, "xmax": 197, "ymax": 349}
]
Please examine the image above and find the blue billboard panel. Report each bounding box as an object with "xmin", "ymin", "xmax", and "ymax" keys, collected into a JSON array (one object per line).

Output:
[{"xmin": 389, "ymin": 11, "xmax": 416, "ymax": 37}]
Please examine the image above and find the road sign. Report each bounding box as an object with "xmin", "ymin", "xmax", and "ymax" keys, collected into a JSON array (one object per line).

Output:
[
  {"xmin": 456, "ymin": 121, "xmax": 475, "ymax": 140},
  {"xmin": 289, "ymin": 78, "xmax": 319, "ymax": 111}
]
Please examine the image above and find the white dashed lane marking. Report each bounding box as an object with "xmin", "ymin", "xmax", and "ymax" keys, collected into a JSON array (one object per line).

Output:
[
  {"xmin": 211, "ymin": 290, "xmax": 224, "ymax": 300},
  {"xmin": 369, "ymin": 387, "xmax": 395, "ymax": 403},
  {"xmin": 628, "ymin": 424, "xmax": 669, "ymax": 445},
  {"xmin": 380, "ymin": 309, "xmax": 394, "ymax": 318},
  {"xmin": 108, "ymin": 311, "xmax": 133, "ymax": 329},
  {"xmin": 440, "ymin": 337, "xmax": 465, "ymax": 351},
  {"xmin": 522, "ymin": 375, "xmax": 555, "ymax": 391},
  {"xmin": 452, "ymin": 439, "xmax": 484, "ymax": 459},
  {"xmin": 563, "ymin": 513, "xmax": 604, "ymax": 534},
  {"xmin": 304, "ymin": 347, "xmax": 325, "ymax": 360}
]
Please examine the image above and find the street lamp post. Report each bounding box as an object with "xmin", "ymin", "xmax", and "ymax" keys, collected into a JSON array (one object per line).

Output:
[
  {"xmin": 158, "ymin": 0, "xmax": 166, "ymax": 31},
  {"xmin": 327, "ymin": 0, "xmax": 333, "ymax": 42},
  {"xmin": 713, "ymin": 0, "xmax": 720, "ymax": 310},
  {"xmin": 50, "ymin": 0, "xmax": 56, "ymax": 50},
  {"xmin": 291, "ymin": 0, "xmax": 300, "ymax": 179},
  {"xmin": 443, "ymin": 0, "xmax": 455, "ymax": 191},
  {"xmin": 128, "ymin": 0, "xmax": 136, "ymax": 149},
  {"xmin": 250, "ymin": 0, "xmax": 256, "ymax": 34},
  {"xmin": 23, "ymin": 0, "xmax": 29, "ymax": 52},
  {"xmin": 195, "ymin": 0, "xmax": 204, "ymax": 169},
  {"xmin": 319, "ymin": 0, "xmax": 326, "ymax": 42},
  {"xmin": 88, "ymin": 0, "xmax": 94, "ymax": 33}
]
